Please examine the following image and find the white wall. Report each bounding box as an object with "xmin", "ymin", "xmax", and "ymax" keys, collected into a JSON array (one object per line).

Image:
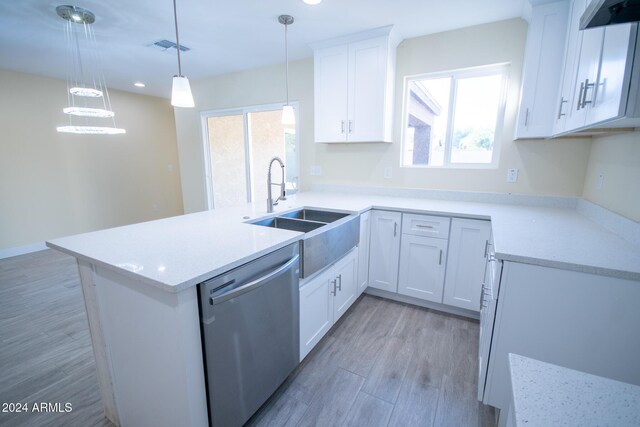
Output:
[
  {"xmin": 582, "ymin": 131, "xmax": 640, "ymax": 222},
  {"xmin": 0, "ymin": 70, "xmax": 184, "ymax": 251},
  {"xmin": 175, "ymin": 18, "xmax": 593, "ymax": 214}
]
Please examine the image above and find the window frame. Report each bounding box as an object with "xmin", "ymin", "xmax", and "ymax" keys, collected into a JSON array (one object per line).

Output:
[
  {"xmin": 400, "ymin": 63, "xmax": 510, "ymax": 170},
  {"xmin": 200, "ymin": 101, "xmax": 300, "ymax": 210}
]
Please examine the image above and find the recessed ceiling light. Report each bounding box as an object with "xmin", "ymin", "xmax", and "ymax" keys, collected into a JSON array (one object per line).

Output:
[
  {"xmin": 302, "ymin": 0, "xmax": 322, "ymax": 4},
  {"xmin": 134, "ymin": 82, "xmax": 146, "ymax": 88}
]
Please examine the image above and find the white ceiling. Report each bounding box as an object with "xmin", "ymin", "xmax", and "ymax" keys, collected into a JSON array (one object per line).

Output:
[{"xmin": 0, "ymin": 0, "xmax": 530, "ymax": 98}]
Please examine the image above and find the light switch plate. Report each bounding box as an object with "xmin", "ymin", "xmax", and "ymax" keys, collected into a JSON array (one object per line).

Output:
[
  {"xmin": 384, "ymin": 166, "xmax": 392, "ymax": 179},
  {"xmin": 310, "ymin": 165, "xmax": 322, "ymax": 176},
  {"xmin": 507, "ymin": 168, "xmax": 518, "ymax": 183}
]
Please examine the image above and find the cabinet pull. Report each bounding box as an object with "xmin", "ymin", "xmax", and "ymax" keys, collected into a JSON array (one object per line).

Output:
[
  {"xmin": 483, "ymin": 240, "xmax": 489, "ymax": 258},
  {"xmin": 330, "ymin": 279, "xmax": 337, "ymax": 296},
  {"xmin": 577, "ymin": 81, "xmax": 585, "ymax": 110},
  {"xmin": 524, "ymin": 108, "xmax": 530, "ymax": 127},
  {"xmin": 337, "ymin": 274, "xmax": 342, "ymax": 291},
  {"xmin": 415, "ymin": 224, "xmax": 434, "ymax": 229},
  {"xmin": 394, "ymin": 222, "xmax": 398, "ymax": 237},
  {"xmin": 348, "ymin": 120, "xmax": 353, "ymax": 134},
  {"xmin": 557, "ymin": 97, "xmax": 567, "ymax": 119},
  {"xmin": 581, "ymin": 79, "xmax": 595, "ymax": 108},
  {"xmin": 341, "ymin": 120, "xmax": 345, "ymax": 134},
  {"xmin": 439, "ymin": 249, "xmax": 443, "ymax": 265}
]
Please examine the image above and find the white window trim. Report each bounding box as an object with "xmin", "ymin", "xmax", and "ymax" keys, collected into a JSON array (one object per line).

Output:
[
  {"xmin": 200, "ymin": 101, "xmax": 300, "ymax": 210},
  {"xmin": 400, "ymin": 63, "xmax": 510, "ymax": 170}
]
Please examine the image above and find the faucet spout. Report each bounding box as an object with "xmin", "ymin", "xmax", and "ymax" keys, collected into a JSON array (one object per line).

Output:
[{"xmin": 267, "ymin": 157, "xmax": 286, "ymax": 213}]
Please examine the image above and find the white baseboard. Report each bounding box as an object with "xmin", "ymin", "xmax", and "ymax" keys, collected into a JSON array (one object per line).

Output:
[{"xmin": 0, "ymin": 242, "xmax": 48, "ymax": 260}]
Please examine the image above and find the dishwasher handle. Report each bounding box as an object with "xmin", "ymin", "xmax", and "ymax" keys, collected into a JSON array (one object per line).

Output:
[{"xmin": 209, "ymin": 254, "xmax": 299, "ymax": 306}]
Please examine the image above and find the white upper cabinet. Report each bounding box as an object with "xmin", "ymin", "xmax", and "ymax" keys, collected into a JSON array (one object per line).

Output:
[
  {"xmin": 443, "ymin": 218, "xmax": 491, "ymax": 312},
  {"xmin": 515, "ymin": 1, "xmax": 569, "ymax": 139},
  {"xmin": 554, "ymin": 0, "xmax": 640, "ymax": 135},
  {"xmin": 312, "ymin": 26, "xmax": 401, "ymax": 143}
]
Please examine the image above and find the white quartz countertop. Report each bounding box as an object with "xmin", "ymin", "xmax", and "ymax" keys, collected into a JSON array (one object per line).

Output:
[
  {"xmin": 47, "ymin": 191, "xmax": 640, "ymax": 292},
  {"xmin": 508, "ymin": 353, "xmax": 640, "ymax": 426}
]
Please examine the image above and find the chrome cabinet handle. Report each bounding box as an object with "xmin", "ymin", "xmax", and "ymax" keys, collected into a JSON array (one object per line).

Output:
[
  {"xmin": 415, "ymin": 224, "xmax": 434, "ymax": 229},
  {"xmin": 577, "ymin": 81, "xmax": 585, "ymax": 110},
  {"xmin": 484, "ymin": 240, "xmax": 489, "ymax": 258},
  {"xmin": 581, "ymin": 79, "xmax": 595, "ymax": 108},
  {"xmin": 336, "ymin": 274, "xmax": 342, "ymax": 291},
  {"xmin": 439, "ymin": 249, "xmax": 443, "ymax": 265},
  {"xmin": 524, "ymin": 108, "xmax": 530, "ymax": 127},
  {"xmin": 330, "ymin": 279, "xmax": 337, "ymax": 296},
  {"xmin": 341, "ymin": 120, "xmax": 345, "ymax": 134},
  {"xmin": 394, "ymin": 222, "xmax": 398, "ymax": 237},
  {"xmin": 557, "ymin": 97, "xmax": 567, "ymax": 118},
  {"xmin": 348, "ymin": 120, "xmax": 353, "ymax": 134}
]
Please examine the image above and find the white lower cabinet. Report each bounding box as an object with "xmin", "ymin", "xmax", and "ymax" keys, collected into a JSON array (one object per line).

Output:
[
  {"xmin": 368, "ymin": 210, "xmax": 402, "ymax": 292},
  {"xmin": 299, "ymin": 248, "xmax": 358, "ymax": 360},
  {"xmin": 397, "ymin": 234, "xmax": 448, "ymax": 303},
  {"xmin": 443, "ymin": 218, "xmax": 491, "ymax": 311},
  {"xmin": 357, "ymin": 211, "xmax": 371, "ymax": 296}
]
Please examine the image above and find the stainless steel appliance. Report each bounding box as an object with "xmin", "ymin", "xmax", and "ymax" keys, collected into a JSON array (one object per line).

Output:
[
  {"xmin": 478, "ymin": 236, "xmax": 502, "ymax": 402},
  {"xmin": 198, "ymin": 243, "xmax": 300, "ymax": 427},
  {"xmin": 581, "ymin": 0, "xmax": 640, "ymax": 29}
]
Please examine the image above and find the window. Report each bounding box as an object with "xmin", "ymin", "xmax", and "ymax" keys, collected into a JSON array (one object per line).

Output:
[
  {"xmin": 402, "ymin": 65, "xmax": 508, "ymax": 168},
  {"xmin": 202, "ymin": 103, "xmax": 299, "ymax": 209}
]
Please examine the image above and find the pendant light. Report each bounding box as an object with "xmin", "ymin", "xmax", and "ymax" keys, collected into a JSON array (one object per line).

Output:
[
  {"xmin": 279, "ymin": 15, "xmax": 295, "ymax": 126},
  {"xmin": 55, "ymin": 5, "xmax": 125, "ymax": 135},
  {"xmin": 171, "ymin": 0, "xmax": 194, "ymax": 108}
]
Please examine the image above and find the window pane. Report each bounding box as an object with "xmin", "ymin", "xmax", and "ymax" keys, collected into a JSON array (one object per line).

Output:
[
  {"xmin": 450, "ymin": 74, "xmax": 502, "ymax": 164},
  {"xmin": 403, "ymin": 77, "xmax": 450, "ymax": 167},
  {"xmin": 208, "ymin": 115, "xmax": 247, "ymax": 208},
  {"xmin": 248, "ymin": 110, "xmax": 298, "ymax": 205}
]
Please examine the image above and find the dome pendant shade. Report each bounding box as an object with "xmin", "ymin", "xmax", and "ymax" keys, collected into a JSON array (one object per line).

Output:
[{"xmin": 171, "ymin": 76, "xmax": 195, "ymax": 108}]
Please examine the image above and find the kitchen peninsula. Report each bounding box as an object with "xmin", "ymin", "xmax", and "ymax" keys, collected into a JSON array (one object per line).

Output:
[{"xmin": 47, "ymin": 189, "xmax": 640, "ymax": 427}]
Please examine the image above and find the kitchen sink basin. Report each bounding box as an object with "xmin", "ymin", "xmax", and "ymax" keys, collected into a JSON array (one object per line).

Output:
[
  {"xmin": 279, "ymin": 209, "xmax": 350, "ymax": 224},
  {"xmin": 249, "ymin": 207, "xmax": 360, "ymax": 278},
  {"xmin": 251, "ymin": 216, "xmax": 325, "ymax": 233}
]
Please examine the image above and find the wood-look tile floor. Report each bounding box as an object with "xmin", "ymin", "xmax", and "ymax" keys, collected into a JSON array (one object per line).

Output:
[
  {"xmin": 248, "ymin": 294, "xmax": 497, "ymax": 427},
  {"xmin": 1, "ymin": 249, "xmax": 496, "ymax": 427}
]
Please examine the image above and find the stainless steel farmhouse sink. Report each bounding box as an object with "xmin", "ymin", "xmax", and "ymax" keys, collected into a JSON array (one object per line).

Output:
[{"xmin": 249, "ymin": 207, "xmax": 360, "ymax": 278}]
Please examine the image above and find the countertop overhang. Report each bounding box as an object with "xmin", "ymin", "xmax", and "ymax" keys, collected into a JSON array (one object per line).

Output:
[{"xmin": 46, "ymin": 191, "xmax": 640, "ymax": 293}]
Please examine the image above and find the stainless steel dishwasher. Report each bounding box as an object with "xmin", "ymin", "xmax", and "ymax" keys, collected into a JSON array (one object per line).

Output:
[{"xmin": 198, "ymin": 242, "xmax": 300, "ymax": 427}]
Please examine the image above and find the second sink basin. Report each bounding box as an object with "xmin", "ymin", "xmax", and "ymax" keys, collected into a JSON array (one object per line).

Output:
[
  {"xmin": 251, "ymin": 216, "xmax": 325, "ymax": 233},
  {"xmin": 280, "ymin": 209, "xmax": 350, "ymax": 223}
]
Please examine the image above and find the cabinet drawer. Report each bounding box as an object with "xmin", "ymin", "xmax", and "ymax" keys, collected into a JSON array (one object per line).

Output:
[{"xmin": 402, "ymin": 214, "xmax": 450, "ymax": 238}]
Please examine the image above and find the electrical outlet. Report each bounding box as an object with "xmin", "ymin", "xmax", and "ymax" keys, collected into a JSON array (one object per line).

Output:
[
  {"xmin": 597, "ymin": 174, "xmax": 604, "ymax": 190},
  {"xmin": 384, "ymin": 166, "xmax": 393, "ymax": 179},
  {"xmin": 310, "ymin": 165, "xmax": 322, "ymax": 176},
  {"xmin": 507, "ymin": 168, "xmax": 519, "ymax": 183},
  {"xmin": 167, "ymin": 164, "xmax": 174, "ymax": 173}
]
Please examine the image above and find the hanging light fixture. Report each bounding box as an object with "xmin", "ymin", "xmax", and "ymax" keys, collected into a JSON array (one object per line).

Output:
[
  {"xmin": 55, "ymin": 5, "xmax": 125, "ymax": 135},
  {"xmin": 279, "ymin": 15, "xmax": 295, "ymax": 126},
  {"xmin": 171, "ymin": 0, "xmax": 194, "ymax": 108}
]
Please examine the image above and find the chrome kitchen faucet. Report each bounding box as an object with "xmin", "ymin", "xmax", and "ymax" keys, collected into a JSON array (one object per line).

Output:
[{"xmin": 267, "ymin": 157, "xmax": 286, "ymax": 213}]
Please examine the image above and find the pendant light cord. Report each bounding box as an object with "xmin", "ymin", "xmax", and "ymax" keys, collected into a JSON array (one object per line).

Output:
[
  {"xmin": 285, "ymin": 21, "xmax": 290, "ymax": 106},
  {"xmin": 173, "ymin": 0, "xmax": 183, "ymax": 77}
]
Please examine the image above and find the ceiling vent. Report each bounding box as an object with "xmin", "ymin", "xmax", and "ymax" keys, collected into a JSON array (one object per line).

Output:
[{"xmin": 152, "ymin": 39, "xmax": 190, "ymax": 52}]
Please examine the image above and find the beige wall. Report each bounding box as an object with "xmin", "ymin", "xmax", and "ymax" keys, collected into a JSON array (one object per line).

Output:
[
  {"xmin": 176, "ymin": 18, "xmax": 593, "ymax": 214},
  {"xmin": 0, "ymin": 69, "xmax": 183, "ymax": 251},
  {"xmin": 583, "ymin": 131, "xmax": 640, "ymax": 221}
]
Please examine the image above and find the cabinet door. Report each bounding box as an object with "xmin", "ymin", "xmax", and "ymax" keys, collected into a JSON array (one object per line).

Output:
[
  {"xmin": 587, "ymin": 24, "xmax": 636, "ymax": 125},
  {"xmin": 333, "ymin": 248, "xmax": 358, "ymax": 321},
  {"xmin": 553, "ymin": 0, "xmax": 587, "ymax": 134},
  {"xmin": 357, "ymin": 211, "xmax": 371, "ymax": 296},
  {"xmin": 368, "ymin": 210, "xmax": 402, "ymax": 292},
  {"xmin": 348, "ymin": 37, "xmax": 386, "ymax": 142},
  {"xmin": 566, "ymin": 24, "xmax": 604, "ymax": 131},
  {"xmin": 314, "ymin": 45, "xmax": 349, "ymax": 142},
  {"xmin": 397, "ymin": 235, "xmax": 448, "ymax": 303},
  {"xmin": 515, "ymin": 1, "xmax": 569, "ymax": 138},
  {"xmin": 443, "ymin": 218, "xmax": 491, "ymax": 311},
  {"xmin": 299, "ymin": 270, "xmax": 334, "ymax": 361}
]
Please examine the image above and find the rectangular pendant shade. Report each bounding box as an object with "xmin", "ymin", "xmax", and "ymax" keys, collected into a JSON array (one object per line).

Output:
[
  {"xmin": 282, "ymin": 105, "xmax": 295, "ymax": 125},
  {"xmin": 171, "ymin": 76, "xmax": 195, "ymax": 108}
]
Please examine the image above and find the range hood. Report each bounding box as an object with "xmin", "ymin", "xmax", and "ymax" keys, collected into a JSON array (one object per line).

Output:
[{"xmin": 581, "ymin": 0, "xmax": 640, "ymax": 29}]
